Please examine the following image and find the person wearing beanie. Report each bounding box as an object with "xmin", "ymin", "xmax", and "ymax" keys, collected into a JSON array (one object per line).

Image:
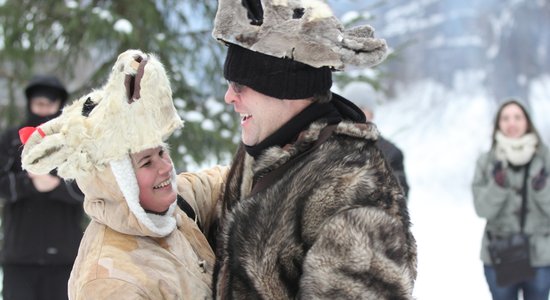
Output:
[
  {"xmin": 210, "ymin": 1, "xmax": 417, "ymax": 299},
  {"xmin": 20, "ymin": 50, "xmax": 225, "ymax": 299},
  {"xmin": 23, "ymin": 75, "xmax": 69, "ymax": 126},
  {"xmin": 341, "ymin": 81, "xmax": 410, "ymax": 198},
  {"xmin": 0, "ymin": 74, "xmax": 85, "ymax": 300},
  {"xmin": 472, "ymin": 99, "xmax": 550, "ymax": 299}
]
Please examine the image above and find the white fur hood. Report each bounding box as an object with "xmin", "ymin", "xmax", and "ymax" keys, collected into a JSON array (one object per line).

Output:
[{"xmin": 76, "ymin": 158, "xmax": 178, "ymax": 237}]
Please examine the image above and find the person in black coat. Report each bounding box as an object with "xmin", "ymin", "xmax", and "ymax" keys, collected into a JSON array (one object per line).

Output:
[
  {"xmin": 342, "ymin": 81, "xmax": 410, "ymax": 198},
  {"xmin": 0, "ymin": 75, "xmax": 85, "ymax": 300}
]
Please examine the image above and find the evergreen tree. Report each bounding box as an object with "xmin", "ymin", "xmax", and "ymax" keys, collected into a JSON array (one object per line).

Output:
[
  {"xmin": 0, "ymin": 0, "xmax": 237, "ymax": 170},
  {"xmin": 0, "ymin": 1, "xmax": 385, "ymax": 169}
]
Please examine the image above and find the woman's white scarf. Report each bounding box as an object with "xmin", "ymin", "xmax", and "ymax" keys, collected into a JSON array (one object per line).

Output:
[{"xmin": 495, "ymin": 131, "xmax": 538, "ymax": 166}]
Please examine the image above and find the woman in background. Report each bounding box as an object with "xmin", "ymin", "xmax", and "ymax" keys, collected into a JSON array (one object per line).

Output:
[{"xmin": 472, "ymin": 99, "xmax": 550, "ymax": 300}]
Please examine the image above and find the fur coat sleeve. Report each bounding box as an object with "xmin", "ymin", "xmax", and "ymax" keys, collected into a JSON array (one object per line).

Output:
[
  {"xmin": 299, "ymin": 206, "xmax": 416, "ymax": 299},
  {"xmin": 177, "ymin": 165, "xmax": 228, "ymax": 235}
]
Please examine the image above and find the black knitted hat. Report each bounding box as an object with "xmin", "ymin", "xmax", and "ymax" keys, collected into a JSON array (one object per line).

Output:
[
  {"xmin": 224, "ymin": 43, "xmax": 332, "ymax": 100},
  {"xmin": 24, "ymin": 75, "xmax": 68, "ymax": 105}
]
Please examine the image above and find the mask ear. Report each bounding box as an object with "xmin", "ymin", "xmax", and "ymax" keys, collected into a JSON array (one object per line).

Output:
[{"xmin": 21, "ymin": 118, "xmax": 70, "ymax": 175}]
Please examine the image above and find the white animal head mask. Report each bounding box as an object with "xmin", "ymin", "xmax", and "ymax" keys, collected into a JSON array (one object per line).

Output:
[{"xmin": 21, "ymin": 49, "xmax": 183, "ymax": 181}]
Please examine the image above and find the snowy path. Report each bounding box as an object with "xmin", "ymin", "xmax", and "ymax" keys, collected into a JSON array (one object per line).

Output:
[{"xmin": 409, "ymin": 186, "xmax": 490, "ymax": 299}]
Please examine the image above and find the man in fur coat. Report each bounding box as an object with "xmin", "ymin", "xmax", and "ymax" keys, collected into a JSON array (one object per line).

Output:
[{"xmin": 211, "ymin": 0, "xmax": 417, "ymax": 299}]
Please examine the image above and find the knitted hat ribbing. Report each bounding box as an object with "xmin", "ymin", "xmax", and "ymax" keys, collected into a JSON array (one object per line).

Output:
[{"xmin": 224, "ymin": 44, "xmax": 332, "ymax": 99}]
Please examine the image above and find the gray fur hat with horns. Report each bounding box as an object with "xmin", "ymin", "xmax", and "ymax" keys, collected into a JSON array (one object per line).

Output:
[{"xmin": 212, "ymin": 0, "xmax": 388, "ymax": 71}]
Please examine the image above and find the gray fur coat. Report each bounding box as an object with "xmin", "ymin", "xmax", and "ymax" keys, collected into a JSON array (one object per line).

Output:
[{"xmin": 214, "ymin": 120, "xmax": 417, "ymax": 299}]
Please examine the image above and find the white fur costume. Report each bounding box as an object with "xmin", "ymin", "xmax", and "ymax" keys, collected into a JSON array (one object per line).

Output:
[{"xmin": 21, "ymin": 49, "xmax": 183, "ymax": 235}]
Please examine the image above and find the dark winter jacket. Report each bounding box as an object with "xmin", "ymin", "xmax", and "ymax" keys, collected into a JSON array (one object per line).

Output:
[
  {"xmin": 0, "ymin": 126, "xmax": 84, "ymax": 266},
  {"xmin": 472, "ymin": 145, "xmax": 550, "ymax": 267},
  {"xmin": 214, "ymin": 119, "xmax": 417, "ymax": 299},
  {"xmin": 377, "ymin": 136, "xmax": 409, "ymax": 197}
]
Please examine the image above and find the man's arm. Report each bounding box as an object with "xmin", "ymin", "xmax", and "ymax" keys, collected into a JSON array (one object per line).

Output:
[
  {"xmin": 299, "ymin": 207, "xmax": 416, "ymax": 299},
  {"xmin": 176, "ymin": 165, "xmax": 229, "ymax": 235},
  {"xmin": 390, "ymin": 149, "xmax": 409, "ymax": 197},
  {"xmin": 376, "ymin": 138, "xmax": 409, "ymax": 198}
]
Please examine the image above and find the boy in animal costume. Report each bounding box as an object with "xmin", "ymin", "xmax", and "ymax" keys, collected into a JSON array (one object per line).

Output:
[
  {"xmin": 211, "ymin": 0, "xmax": 417, "ymax": 299},
  {"xmin": 20, "ymin": 49, "xmax": 224, "ymax": 299}
]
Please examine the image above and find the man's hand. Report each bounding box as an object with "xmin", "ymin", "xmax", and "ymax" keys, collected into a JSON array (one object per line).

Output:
[{"xmin": 27, "ymin": 172, "xmax": 61, "ymax": 192}]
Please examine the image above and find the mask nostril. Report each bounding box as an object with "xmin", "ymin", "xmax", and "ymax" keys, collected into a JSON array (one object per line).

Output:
[
  {"xmin": 125, "ymin": 74, "xmax": 136, "ymax": 103},
  {"xmin": 125, "ymin": 55, "xmax": 147, "ymax": 104}
]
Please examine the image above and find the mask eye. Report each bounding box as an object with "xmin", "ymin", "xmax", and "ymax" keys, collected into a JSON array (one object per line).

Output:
[
  {"xmin": 242, "ymin": 0, "xmax": 263, "ymax": 26},
  {"xmin": 293, "ymin": 8, "xmax": 304, "ymax": 19},
  {"xmin": 81, "ymin": 97, "xmax": 97, "ymax": 117}
]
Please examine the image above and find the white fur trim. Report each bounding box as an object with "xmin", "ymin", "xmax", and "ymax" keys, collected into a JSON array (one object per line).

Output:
[{"xmin": 110, "ymin": 157, "xmax": 176, "ymax": 237}]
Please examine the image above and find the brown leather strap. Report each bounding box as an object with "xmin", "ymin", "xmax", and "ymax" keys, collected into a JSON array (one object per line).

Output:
[{"xmin": 250, "ymin": 125, "xmax": 337, "ymax": 197}]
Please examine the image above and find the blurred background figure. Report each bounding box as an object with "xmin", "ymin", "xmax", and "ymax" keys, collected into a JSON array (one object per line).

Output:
[
  {"xmin": 0, "ymin": 75, "xmax": 85, "ymax": 300},
  {"xmin": 472, "ymin": 99, "xmax": 550, "ymax": 300},
  {"xmin": 341, "ymin": 81, "xmax": 410, "ymax": 198}
]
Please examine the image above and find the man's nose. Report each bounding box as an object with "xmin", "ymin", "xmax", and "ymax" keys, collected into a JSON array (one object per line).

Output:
[{"xmin": 224, "ymin": 86, "xmax": 237, "ymax": 104}]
